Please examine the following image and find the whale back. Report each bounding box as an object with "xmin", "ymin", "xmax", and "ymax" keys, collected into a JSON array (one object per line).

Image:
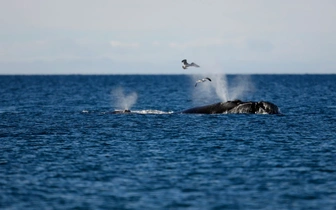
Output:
[
  {"xmin": 257, "ymin": 101, "xmax": 280, "ymax": 114},
  {"xmin": 182, "ymin": 102, "xmax": 224, "ymax": 114},
  {"xmin": 182, "ymin": 100, "xmax": 280, "ymax": 114},
  {"xmin": 228, "ymin": 102, "xmax": 255, "ymax": 114}
]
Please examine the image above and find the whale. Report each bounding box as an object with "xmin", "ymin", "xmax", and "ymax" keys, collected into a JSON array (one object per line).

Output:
[
  {"xmin": 110, "ymin": 100, "xmax": 280, "ymax": 114},
  {"xmin": 181, "ymin": 100, "xmax": 280, "ymax": 114}
]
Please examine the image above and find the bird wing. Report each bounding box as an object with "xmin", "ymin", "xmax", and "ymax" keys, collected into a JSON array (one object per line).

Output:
[
  {"xmin": 195, "ymin": 79, "xmax": 202, "ymax": 87},
  {"xmin": 190, "ymin": 63, "xmax": 200, "ymax": 67},
  {"xmin": 206, "ymin": 77, "xmax": 211, "ymax": 81}
]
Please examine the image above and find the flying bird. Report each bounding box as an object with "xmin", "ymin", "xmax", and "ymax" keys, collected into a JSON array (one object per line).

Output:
[
  {"xmin": 181, "ymin": 59, "xmax": 200, "ymax": 69},
  {"xmin": 195, "ymin": 77, "xmax": 212, "ymax": 87}
]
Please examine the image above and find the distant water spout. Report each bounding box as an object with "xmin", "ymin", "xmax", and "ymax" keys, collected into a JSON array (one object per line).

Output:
[{"xmin": 111, "ymin": 87, "xmax": 138, "ymax": 110}]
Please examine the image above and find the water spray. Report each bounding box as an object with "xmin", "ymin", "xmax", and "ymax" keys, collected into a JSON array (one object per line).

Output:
[
  {"xmin": 191, "ymin": 72, "xmax": 254, "ymax": 103},
  {"xmin": 111, "ymin": 87, "xmax": 138, "ymax": 111}
]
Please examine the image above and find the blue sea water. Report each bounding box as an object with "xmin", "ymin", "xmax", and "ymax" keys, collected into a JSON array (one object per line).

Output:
[{"xmin": 0, "ymin": 74, "xmax": 336, "ymax": 210}]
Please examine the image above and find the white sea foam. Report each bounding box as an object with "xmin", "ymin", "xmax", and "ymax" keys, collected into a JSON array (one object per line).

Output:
[{"xmin": 129, "ymin": 110, "xmax": 174, "ymax": 114}]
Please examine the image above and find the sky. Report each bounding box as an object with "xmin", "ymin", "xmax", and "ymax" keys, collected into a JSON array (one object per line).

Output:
[{"xmin": 0, "ymin": 0, "xmax": 336, "ymax": 74}]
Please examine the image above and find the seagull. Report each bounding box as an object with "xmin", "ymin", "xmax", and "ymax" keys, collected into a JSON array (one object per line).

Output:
[
  {"xmin": 181, "ymin": 59, "xmax": 200, "ymax": 69},
  {"xmin": 195, "ymin": 77, "xmax": 211, "ymax": 87}
]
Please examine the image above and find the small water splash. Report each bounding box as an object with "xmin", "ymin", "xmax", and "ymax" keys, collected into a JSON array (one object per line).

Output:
[{"xmin": 111, "ymin": 87, "xmax": 138, "ymax": 110}]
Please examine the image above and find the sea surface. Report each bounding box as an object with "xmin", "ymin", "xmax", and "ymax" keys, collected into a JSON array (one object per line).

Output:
[{"xmin": 1, "ymin": 74, "xmax": 336, "ymax": 210}]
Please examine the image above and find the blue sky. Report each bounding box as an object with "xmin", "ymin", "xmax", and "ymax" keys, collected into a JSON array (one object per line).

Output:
[{"xmin": 1, "ymin": 0, "xmax": 335, "ymax": 74}]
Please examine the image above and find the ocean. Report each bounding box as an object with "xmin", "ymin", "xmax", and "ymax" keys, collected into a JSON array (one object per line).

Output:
[{"xmin": 1, "ymin": 74, "xmax": 336, "ymax": 209}]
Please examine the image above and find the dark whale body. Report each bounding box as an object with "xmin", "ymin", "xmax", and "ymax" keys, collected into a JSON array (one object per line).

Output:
[
  {"xmin": 182, "ymin": 100, "xmax": 280, "ymax": 114},
  {"xmin": 110, "ymin": 100, "xmax": 280, "ymax": 114},
  {"xmin": 111, "ymin": 109, "xmax": 131, "ymax": 114}
]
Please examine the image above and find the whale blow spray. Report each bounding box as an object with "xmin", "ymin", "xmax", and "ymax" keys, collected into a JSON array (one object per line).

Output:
[
  {"xmin": 191, "ymin": 65, "xmax": 254, "ymax": 103},
  {"xmin": 111, "ymin": 87, "xmax": 138, "ymax": 110}
]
